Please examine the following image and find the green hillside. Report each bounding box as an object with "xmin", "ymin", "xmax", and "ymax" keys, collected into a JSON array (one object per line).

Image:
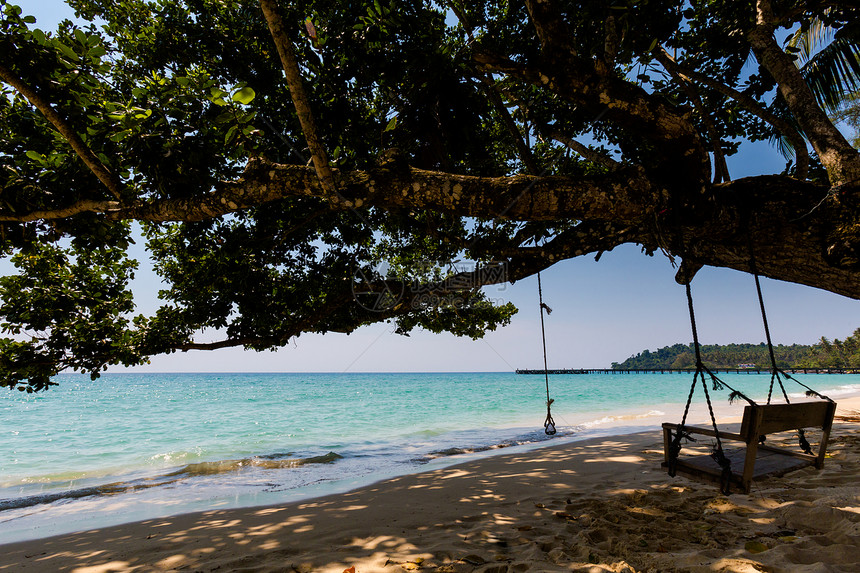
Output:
[{"xmin": 612, "ymin": 329, "xmax": 860, "ymax": 370}]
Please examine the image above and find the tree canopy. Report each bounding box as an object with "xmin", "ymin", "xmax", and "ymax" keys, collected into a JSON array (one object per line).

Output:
[{"xmin": 1, "ymin": 0, "xmax": 859, "ymax": 391}]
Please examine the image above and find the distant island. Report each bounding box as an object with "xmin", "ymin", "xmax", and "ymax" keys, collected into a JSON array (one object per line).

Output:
[{"xmin": 612, "ymin": 328, "xmax": 860, "ymax": 370}]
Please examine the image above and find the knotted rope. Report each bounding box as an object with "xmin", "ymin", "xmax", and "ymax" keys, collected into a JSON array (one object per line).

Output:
[
  {"xmin": 538, "ymin": 272, "xmax": 556, "ymax": 435},
  {"xmin": 668, "ymin": 282, "xmax": 756, "ymax": 494}
]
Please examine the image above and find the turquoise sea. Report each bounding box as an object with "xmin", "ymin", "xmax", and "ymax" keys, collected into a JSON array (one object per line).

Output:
[{"xmin": 2, "ymin": 371, "xmax": 859, "ymax": 544}]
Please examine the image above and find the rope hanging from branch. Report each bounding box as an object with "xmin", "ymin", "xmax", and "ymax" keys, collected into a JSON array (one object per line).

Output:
[
  {"xmin": 747, "ymin": 237, "xmax": 833, "ymax": 454},
  {"xmin": 538, "ymin": 272, "xmax": 556, "ymax": 435},
  {"xmin": 667, "ymin": 281, "xmax": 756, "ymax": 495}
]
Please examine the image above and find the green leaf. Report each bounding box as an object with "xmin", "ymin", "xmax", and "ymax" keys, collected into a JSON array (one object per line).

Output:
[
  {"xmin": 213, "ymin": 111, "xmax": 234, "ymax": 124},
  {"xmin": 225, "ymin": 125, "xmax": 239, "ymax": 145},
  {"xmin": 109, "ymin": 129, "xmax": 133, "ymax": 142},
  {"xmin": 25, "ymin": 150, "xmax": 44, "ymax": 162},
  {"xmin": 232, "ymin": 86, "xmax": 256, "ymax": 105},
  {"xmin": 384, "ymin": 116, "xmax": 397, "ymax": 132},
  {"xmin": 56, "ymin": 42, "xmax": 79, "ymax": 61}
]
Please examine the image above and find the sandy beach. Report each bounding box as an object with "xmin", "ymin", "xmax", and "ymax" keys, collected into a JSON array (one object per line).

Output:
[{"xmin": 1, "ymin": 396, "xmax": 858, "ymax": 573}]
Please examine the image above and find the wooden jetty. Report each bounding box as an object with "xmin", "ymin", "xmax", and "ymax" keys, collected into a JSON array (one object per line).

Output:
[{"xmin": 515, "ymin": 368, "xmax": 859, "ymax": 375}]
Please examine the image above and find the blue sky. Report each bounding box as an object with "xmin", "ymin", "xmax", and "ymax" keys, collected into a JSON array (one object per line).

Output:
[{"xmin": 7, "ymin": 1, "xmax": 859, "ymax": 372}]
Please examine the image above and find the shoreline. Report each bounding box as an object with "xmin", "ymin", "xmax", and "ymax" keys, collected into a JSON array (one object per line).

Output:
[
  {"xmin": 0, "ymin": 413, "xmax": 673, "ymax": 546},
  {"xmin": 1, "ymin": 397, "xmax": 858, "ymax": 572}
]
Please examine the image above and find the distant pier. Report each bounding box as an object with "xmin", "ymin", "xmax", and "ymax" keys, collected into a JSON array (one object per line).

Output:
[{"xmin": 515, "ymin": 368, "xmax": 859, "ymax": 375}]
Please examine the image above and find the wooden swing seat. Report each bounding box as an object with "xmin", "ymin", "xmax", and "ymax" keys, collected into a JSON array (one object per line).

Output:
[{"xmin": 662, "ymin": 400, "xmax": 837, "ymax": 493}]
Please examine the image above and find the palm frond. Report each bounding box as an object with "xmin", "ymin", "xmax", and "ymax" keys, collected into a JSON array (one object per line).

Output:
[
  {"xmin": 801, "ymin": 24, "xmax": 860, "ymax": 112},
  {"xmin": 767, "ymin": 93, "xmax": 804, "ymax": 160},
  {"xmin": 786, "ymin": 16, "xmax": 834, "ymax": 63}
]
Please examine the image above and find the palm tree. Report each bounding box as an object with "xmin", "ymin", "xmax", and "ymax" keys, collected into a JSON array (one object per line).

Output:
[
  {"xmin": 786, "ymin": 17, "xmax": 860, "ymax": 112},
  {"xmin": 771, "ymin": 15, "xmax": 860, "ymax": 158}
]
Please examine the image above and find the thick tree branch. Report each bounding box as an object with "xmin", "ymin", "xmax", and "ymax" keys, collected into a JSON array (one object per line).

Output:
[
  {"xmin": 0, "ymin": 63, "xmax": 124, "ymax": 201},
  {"xmin": 504, "ymin": 222, "xmax": 644, "ymax": 279},
  {"xmin": 672, "ymin": 175, "xmax": 859, "ymax": 299},
  {"xmin": 466, "ymin": 220, "xmax": 643, "ymax": 267},
  {"xmin": 107, "ymin": 164, "xmax": 860, "ymax": 300},
  {"xmin": 747, "ymin": 0, "xmax": 860, "ymax": 184},
  {"xmin": 177, "ymin": 337, "xmax": 263, "ymax": 351},
  {"xmin": 654, "ymin": 48, "xmax": 809, "ymax": 180},
  {"xmin": 0, "ymin": 199, "xmax": 121, "ymax": 222},
  {"xmin": 259, "ymin": 0, "xmax": 339, "ymax": 199},
  {"xmin": 602, "ymin": 15, "xmax": 619, "ymax": 72},
  {"xmin": 3, "ymin": 159, "xmax": 854, "ymax": 301},
  {"xmin": 99, "ymin": 158, "xmax": 655, "ymax": 223}
]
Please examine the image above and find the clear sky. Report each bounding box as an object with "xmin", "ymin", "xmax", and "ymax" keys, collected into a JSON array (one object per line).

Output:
[{"xmin": 7, "ymin": 1, "xmax": 860, "ymax": 373}]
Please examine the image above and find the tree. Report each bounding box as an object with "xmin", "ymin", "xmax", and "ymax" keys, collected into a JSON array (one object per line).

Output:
[
  {"xmin": 670, "ymin": 352, "xmax": 695, "ymax": 370},
  {"xmin": 1, "ymin": 0, "xmax": 859, "ymax": 391},
  {"xmin": 778, "ymin": 11, "xmax": 860, "ymax": 153}
]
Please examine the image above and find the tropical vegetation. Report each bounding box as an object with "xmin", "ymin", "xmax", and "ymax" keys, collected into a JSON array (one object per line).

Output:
[{"xmin": 612, "ymin": 328, "xmax": 860, "ymax": 370}]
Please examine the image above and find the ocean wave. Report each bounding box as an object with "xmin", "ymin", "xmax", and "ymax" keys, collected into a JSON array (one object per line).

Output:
[
  {"xmin": 816, "ymin": 384, "xmax": 860, "ymax": 397},
  {"xmin": 166, "ymin": 452, "xmax": 343, "ymax": 477},
  {"xmin": 148, "ymin": 448, "xmax": 203, "ymax": 464},
  {"xmin": 423, "ymin": 444, "xmax": 512, "ymax": 459},
  {"xmin": 786, "ymin": 384, "xmax": 860, "ymax": 400},
  {"xmin": 0, "ymin": 452, "xmax": 343, "ymax": 513},
  {"xmin": 0, "ymin": 478, "xmax": 171, "ymax": 512},
  {"xmin": 420, "ymin": 428, "xmax": 570, "ymax": 461},
  {"xmin": 578, "ymin": 410, "xmax": 666, "ymax": 429}
]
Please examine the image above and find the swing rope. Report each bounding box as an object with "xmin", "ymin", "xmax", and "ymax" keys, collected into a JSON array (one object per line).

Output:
[
  {"xmin": 747, "ymin": 241, "xmax": 831, "ymax": 401},
  {"xmin": 748, "ymin": 240, "xmax": 791, "ymax": 405},
  {"xmin": 746, "ymin": 237, "xmax": 832, "ymax": 455},
  {"xmin": 538, "ymin": 272, "xmax": 556, "ymax": 435},
  {"xmin": 667, "ymin": 282, "xmax": 756, "ymax": 494}
]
